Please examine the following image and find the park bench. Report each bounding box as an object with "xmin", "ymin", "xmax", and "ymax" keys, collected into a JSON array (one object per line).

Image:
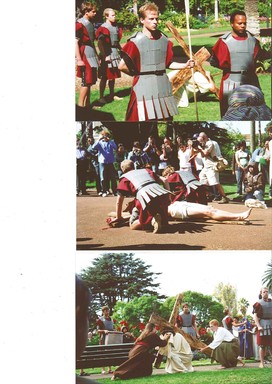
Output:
[{"xmin": 76, "ymin": 343, "xmax": 134, "ymax": 369}]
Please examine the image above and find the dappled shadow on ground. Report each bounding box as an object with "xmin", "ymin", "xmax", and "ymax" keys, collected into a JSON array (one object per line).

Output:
[
  {"xmin": 167, "ymin": 221, "xmax": 211, "ymax": 235},
  {"xmin": 75, "ymin": 104, "xmax": 115, "ymax": 121},
  {"xmin": 91, "ymin": 88, "xmax": 131, "ymax": 108}
]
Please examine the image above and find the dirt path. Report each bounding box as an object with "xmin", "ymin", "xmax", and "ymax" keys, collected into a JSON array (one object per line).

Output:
[{"xmin": 76, "ymin": 191, "xmax": 272, "ymax": 251}]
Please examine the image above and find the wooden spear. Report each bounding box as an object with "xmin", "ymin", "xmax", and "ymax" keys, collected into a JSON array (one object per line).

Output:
[{"xmin": 184, "ymin": 0, "xmax": 198, "ymax": 120}]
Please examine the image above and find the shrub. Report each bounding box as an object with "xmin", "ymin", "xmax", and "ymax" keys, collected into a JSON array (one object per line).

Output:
[
  {"xmin": 117, "ymin": 9, "xmax": 138, "ymax": 30},
  {"xmin": 256, "ymin": 38, "xmax": 272, "ymax": 73}
]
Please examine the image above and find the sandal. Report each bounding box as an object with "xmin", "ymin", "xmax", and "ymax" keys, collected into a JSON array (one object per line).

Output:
[{"xmin": 80, "ymin": 372, "xmax": 89, "ymax": 376}]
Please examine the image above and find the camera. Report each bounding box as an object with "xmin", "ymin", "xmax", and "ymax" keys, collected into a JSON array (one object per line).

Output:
[{"xmin": 191, "ymin": 139, "xmax": 201, "ymax": 149}]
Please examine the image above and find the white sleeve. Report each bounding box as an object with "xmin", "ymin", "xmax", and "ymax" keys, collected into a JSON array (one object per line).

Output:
[{"xmin": 208, "ymin": 328, "xmax": 225, "ymax": 349}]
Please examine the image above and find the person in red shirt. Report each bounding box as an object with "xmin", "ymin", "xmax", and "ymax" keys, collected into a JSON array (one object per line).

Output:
[
  {"xmin": 118, "ymin": 2, "xmax": 194, "ymax": 121},
  {"xmin": 210, "ymin": 10, "xmax": 267, "ymax": 117},
  {"xmin": 75, "ymin": 2, "xmax": 99, "ymax": 107},
  {"xmin": 95, "ymin": 8, "xmax": 123, "ymax": 104}
]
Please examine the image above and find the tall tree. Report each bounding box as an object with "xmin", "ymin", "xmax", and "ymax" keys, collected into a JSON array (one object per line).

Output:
[
  {"xmin": 213, "ymin": 282, "xmax": 238, "ymax": 314},
  {"xmin": 182, "ymin": 291, "xmax": 225, "ymax": 326},
  {"xmin": 238, "ymin": 297, "xmax": 250, "ymax": 316},
  {"xmin": 113, "ymin": 295, "xmax": 164, "ymax": 324},
  {"xmin": 262, "ymin": 258, "xmax": 272, "ymax": 290},
  {"xmin": 79, "ymin": 253, "xmax": 162, "ymax": 313}
]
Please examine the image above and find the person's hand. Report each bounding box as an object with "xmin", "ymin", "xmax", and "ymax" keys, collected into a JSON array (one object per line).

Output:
[
  {"xmin": 187, "ymin": 59, "xmax": 195, "ymax": 68},
  {"xmin": 105, "ymin": 55, "xmax": 111, "ymax": 62},
  {"xmin": 77, "ymin": 59, "xmax": 85, "ymax": 66}
]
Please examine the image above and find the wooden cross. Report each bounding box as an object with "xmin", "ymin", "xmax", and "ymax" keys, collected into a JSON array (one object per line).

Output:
[
  {"xmin": 166, "ymin": 21, "xmax": 218, "ymax": 96},
  {"xmin": 152, "ymin": 293, "xmax": 212, "ymax": 369}
]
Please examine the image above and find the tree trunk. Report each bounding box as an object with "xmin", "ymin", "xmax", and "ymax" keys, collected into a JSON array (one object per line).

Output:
[
  {"xmin": 168, "ymin": 293, "xmax": 183, "ymax": 324},
  {"xmin": 245, "ymin": 0, "xmax": 260, "ymax": 37}
]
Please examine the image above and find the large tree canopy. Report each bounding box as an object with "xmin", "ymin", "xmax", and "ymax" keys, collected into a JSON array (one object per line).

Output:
[
  {"xmin": 79, "ymin": 253, "xmax": 162, "ymax": 314},
  {"xmin": 213, "ymin": 282, "xmax": 238, "ymax": 314},
  {"xmin": 182, "ymin": 291, "xmax": 225, "ymax": 326}
]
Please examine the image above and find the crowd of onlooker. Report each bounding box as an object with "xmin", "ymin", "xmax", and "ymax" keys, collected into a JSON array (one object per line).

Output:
[{"xmin": 77, "ymin": 128, "xmax": 272, "ymax": 204}]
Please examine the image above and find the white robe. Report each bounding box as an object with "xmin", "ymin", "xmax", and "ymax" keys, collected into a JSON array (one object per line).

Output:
[{"xmin": 158, "ymin": 333, "xmax": 194, "ymax": 374}]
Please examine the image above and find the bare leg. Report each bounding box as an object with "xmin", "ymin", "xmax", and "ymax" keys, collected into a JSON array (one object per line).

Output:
[
  {"xmin": 109, "ymin": 79, "xmax": 115, "ymax": 99},
  {"xmin": 216, "ymin": 183, "xmax": 227, "ymax": 198},
  {"xmin": 99, "ymin": 77, "xmax": 107, "ymax": 99},
  {"xmin": 186, "ymin": 206, "xmax": 252, "ymax": 221},
  {"xmin": 129, "ymin": 219, "xmax": 142, "ymax": 230},
  {"xmin": 78, "ymin": 86, "xmax": 89, "ymax": 107},
  {"xmin": 259, "ymin": 346, "xmax": 266, "ymax": 368}
]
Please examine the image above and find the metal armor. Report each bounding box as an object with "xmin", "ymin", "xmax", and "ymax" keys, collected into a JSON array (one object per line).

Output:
[
  {"xmin": 101, "ymin": 22, "xmax": 121, "ymax": 68},
  {"xmin": 258, "ymin": 299, "xmax": 272, "ymax": 336},
  {"xmin": 221, "ymin": 31, "xmax": 260, "ymax": 110},
  {"xmin": 122, "ymin": 169, "xmax": 169, "ymax": 210},
  {"xmin": 130, "ymin": 32, "xmax": 178, "ymax": 121},
  {"xmin": 78, "ymin": 18, "xmax": 98, "ymax": 68},
  {"xmin": 180, "ymin": 312, "xmax": 194, "ymax": 327},
  {"xmin": 176, "ymin": 170, "xmax": 202, "ymax": 195}
]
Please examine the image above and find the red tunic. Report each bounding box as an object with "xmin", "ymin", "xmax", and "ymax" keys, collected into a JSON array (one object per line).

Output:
[
  {"xmin": 76, "ymin": 21, "xmax": 97, "ymax": 85},
  {"xmin": 253, "ymin": 300, "xmax": 272, "ymax": 347},
  {"xmin": 117, "ymin": 168, "xmax": 169, "ymax": 228},
  {"xmin": 122, "ymin": 36, "xmax": 174, "ymax": 121},
  {"xmin": 211, "ymin": 35, "xmax": 260, "ymax": 115},
  {"xmin": 167, "ymin": 172, "xmax": 207, "ymax": 204},
  {"xmin": 95, "ymin": 25, "xmax": 122, "ymax": 80}
]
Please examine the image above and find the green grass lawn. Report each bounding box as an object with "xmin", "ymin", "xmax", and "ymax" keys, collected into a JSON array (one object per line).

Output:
[{"xmin": 79, "ymin": 367, "xmax": 271, "ymax": 384}]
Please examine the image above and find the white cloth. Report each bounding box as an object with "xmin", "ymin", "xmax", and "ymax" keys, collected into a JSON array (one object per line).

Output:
[
  {"xmin": 209, "ymin": 327, "xmax": 235, "ymax": 350},
  {"xmin": 269, "ymin": 140, "xmax": 272, "ymax": 189},
  {"xmin": 168, "ymin": 71, "xmax": 211, "ymax": 108},
  {"xmin": 178, "ymin": 148, "xmax": 192, "ymax": 170},
  {"xmin": 159, "ymin": 333, "xmax": 194, "ymax": 373}
]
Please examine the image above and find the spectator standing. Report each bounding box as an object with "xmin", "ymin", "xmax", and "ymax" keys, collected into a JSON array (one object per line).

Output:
[
  {"xmin": 143, "ymin": 136, "xmax": 161, "ymax": 174},
  {"xmin": 197, "ymin": 132, "xmax": 229, "ymax": 204},
  {"xmin": 252, "ymin": 138, "xmax": 270, "ymax": 188},
  {"xmin": 235, "ymin": 140, "xmax": 251, "ymax": 195},
  {"xmin": 178, "ymin": 140, "xmax": 192, "ymax": 171},
  {"xmin": 232, "ymin": 143, "xmax": 241, "ymax": 198},
  {"xmin": 222, "ymin": 309, "xmax": 233, "ymax": 333},
  {"xmin": 238, "ymin": 317, "xmax": 253, "ymax": 359},
  {"xmin": 87, "ymin": 137, "xmax": 101, "ymax": 195},
  {"xmin": 249, "ymin": 320, "xmax": 259, "ymax": 361},
  {"xmin": 91, "ymin": 130, "xmax": 117, "ymax": 197},
  {"xmin": 162, "ymin": 137, "xmax": 179, "ymax": 170},
  {"xmin": 76, "ymin": 138, "xmax": 89, "ymax": 196},
  {"xmin": 115, "ymin": 143, "xmax": 128, "ymax": 178},
  {"xmin": 127, "ymin": 141, "xmax": 150, "ymax": 169}
]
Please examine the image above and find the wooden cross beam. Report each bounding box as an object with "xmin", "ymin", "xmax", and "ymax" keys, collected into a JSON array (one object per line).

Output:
[
  {"xmin": 150, "ymin": 312, "xmax": 212, "ymax": 357},
  {"xmin": 166, "ymin": 21, "xmax": 217, "ymax": 95}
]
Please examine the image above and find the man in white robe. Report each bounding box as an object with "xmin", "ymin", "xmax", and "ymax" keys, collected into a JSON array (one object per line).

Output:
[{"xmin": 158, "ymin": 329, "xmax": 194, "ymax": 374}]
